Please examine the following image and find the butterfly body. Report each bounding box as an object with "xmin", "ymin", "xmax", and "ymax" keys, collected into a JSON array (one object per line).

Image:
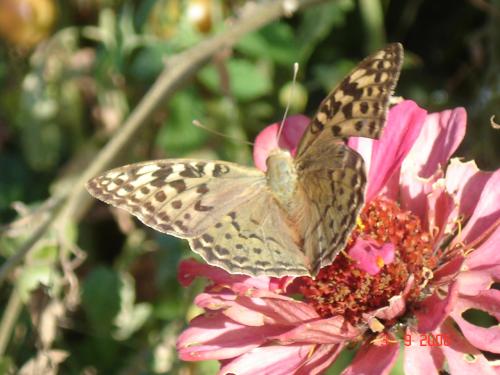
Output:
[
  {"xmin": 87, "ymin": 43, "xmax": 404, "ymax": 277},
  {"xmin": 266, "ymin": 148, "xmax": 298, "ymax": 209}
]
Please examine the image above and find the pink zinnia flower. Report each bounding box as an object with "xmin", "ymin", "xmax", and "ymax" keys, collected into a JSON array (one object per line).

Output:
[{"xmin": 176, "ymin": 100, "xmax": 500, "ymax": 374}]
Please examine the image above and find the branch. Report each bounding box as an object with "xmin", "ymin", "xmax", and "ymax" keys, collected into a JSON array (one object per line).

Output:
[
  {"xmin": 0, "ymin": 0, "xmax": 326, "ymax": 285},
  {"xmin": 0, "ymin": 290, "xmax": 22, "ymax": 355}
]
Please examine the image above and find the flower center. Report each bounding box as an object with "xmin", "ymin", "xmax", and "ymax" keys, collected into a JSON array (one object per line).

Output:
[{"xmin": 298, "ymin": 197, "xmax": 438, "ymax": 325}]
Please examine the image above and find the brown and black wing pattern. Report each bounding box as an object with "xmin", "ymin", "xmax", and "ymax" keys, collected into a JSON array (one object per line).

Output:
[
  {"xmin": 296, "ymin": 140, "xmax": 366, "ymax": 276},
  {"xmin": 296, "ymin": 43, "xmax": 403, "ymax": 158}
]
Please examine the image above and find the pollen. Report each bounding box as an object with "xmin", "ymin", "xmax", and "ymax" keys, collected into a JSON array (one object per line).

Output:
[
  {"xmin": 298, "ymin": 197, "xmax": 438, "ymax": 325},
  {"xmin": 356, "ymin": 216, "xmax": 366, "ymax": 231}
]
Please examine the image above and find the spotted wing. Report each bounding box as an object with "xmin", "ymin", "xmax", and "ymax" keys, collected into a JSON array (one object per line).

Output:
[
  {"xmin": 86, "ymin": 159, "xmax": 310, "ymax": 276},
  {"xmin": 296, "ymin": 43, "xmax": 403, "ymax": 157},
  {"xmin": 189, "ymin": 192, "xmax": 310, "ymax": 277},
  {"xmin": 296, "ymin": 139, "xmax": 366, "ymax": 276},
  {"xmin": 86, "ymin": 159, "xmax": 268, "ymax": 238},
  {"xmin": 292, "ymin": 44, "xmax": 402, "ymax": 275}
]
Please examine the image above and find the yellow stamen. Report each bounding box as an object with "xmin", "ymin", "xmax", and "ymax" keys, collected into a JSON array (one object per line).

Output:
[
  {"xmin": 419, "ymin": 267, "xmax": 433, "ymax": 289},
  {"xmin": 356, "ymin": 216, "xmax": 365, "ymax": 231},
  {"xmin": 341, "ymin": 249, "xmax": 354, "ymax": 260},
  {"xmin": 370, "ymin": 334, "xmax": 398, "ymax": 345},
  {"xmin": 307, "ymin": 344, "xmax": 317, "ymax": 359},
  {"xmin": 368, "ymin": 318, "xmax": 385, "ymax": 333}
]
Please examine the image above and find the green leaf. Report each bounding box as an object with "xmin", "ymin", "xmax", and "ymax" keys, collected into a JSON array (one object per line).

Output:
[
  {"xmin": 0, "ymin": 154, "xmax": 30, "ymax": 216},
  {"xmin": 198, "ymin": 59, "xmax": 272, "ymax": 101},
  {"xmin": 236, "ymin": 22, "xmax": 298, "ymax": 65},
  {"xmin": 21, "ymin": 120, "xmax": 62, "ymax": 172},
  {"xmin": 130, "ymin": 44, "xmax": 173, "ymax": 81},
  {"xmin": 154, "ymin": 295, "xmax": 184, "ymax": 320},
  {"xmin": 156, "ymin": 89, "xmax": 207, "ymax": 155},
  {"xmin": 326, "ymin": 346, "xmax": 356, "ymax": 374},
  {"xmin": 17, "ymin": 262, "xmax": 60, "ymax": 302},
  {"xmin": 389, "ymin": 343, "xmax": 405, "ymax": 375},
  {"xmin": 359, "ymin": 0, "xmax": 385, "ymax": 52},
  {"xmin": 82, "ymin": 267, "xmax": 123, "ymax": 334},
  {"xmin": 0, "ymin": 356, "xmax": 14, "ymax": 374},
  {"xmin": 113, "ymin": 273, "xmax": 152, "ymax": 340},
  {"xmin": 298, "ymin": 0, "xmax": 355, "ymax": 63},
  {"xmin": 196, "ymin": 360, "xmax": 220, "ymax": 375}
]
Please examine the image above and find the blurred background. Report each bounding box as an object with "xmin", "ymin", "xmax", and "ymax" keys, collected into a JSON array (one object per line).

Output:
[{"xmin": 0, "ymin": 0, "xmax": 498, "ymax": 374}]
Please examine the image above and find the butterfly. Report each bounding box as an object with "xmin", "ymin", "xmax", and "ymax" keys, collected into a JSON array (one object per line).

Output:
[{"xmin": 86, "ymin": 43, "xmax": 403, "ymax": 278}]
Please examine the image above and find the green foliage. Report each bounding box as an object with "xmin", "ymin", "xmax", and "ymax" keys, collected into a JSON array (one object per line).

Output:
[
  {"xmin": 82, "ymin": 267, "xmax": 123, "ymax": 334},
  {"xmin": 0, "ymin": 1, "xmax": 498, "ymax": 374},
  {"xmin": 199, "ymin": 58, "xmax": 273, "ymax": 101},
  {"xmin": 156, "ymin": 89, "xmax": 207, "ymax": 154},
  {"xmin": 0, "ymin": 156, "xmax": 31, "ymax": 217},
  {"xmin": 297, "ymin": 0, "xmax": 355, "ymax": 62},
  {"xmin": 237, "ymin": 22, "xmax": 298, "ymax": 65}
]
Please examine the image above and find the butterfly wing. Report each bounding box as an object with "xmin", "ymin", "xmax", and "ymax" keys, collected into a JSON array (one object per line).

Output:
[
  {"xmin": 86, "ymin": 160, "xmax": 267, "ymax": 237},
  {"xmin": 296, "ymin": 43, "xmax": 403, "ymax": 157},
  {"xmin": 189, "ymin": 191, "xmax": 310, "ymax": 277},
  {"xmin": 293, "ymin": 44, "xmax": 403, "ymax": 275},
  {"xmin": 296, "ymin": 138, "xmax": 366, "ymax": 275},
  {"xmin": 86, "ymin": 159, "xmax": 309, "ymax": 276}
]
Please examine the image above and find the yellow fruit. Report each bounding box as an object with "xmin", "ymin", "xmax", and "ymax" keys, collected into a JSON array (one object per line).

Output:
[
  {"xmin": 187, "ymin": 0, "xmax": 212, "ymax": 33},
  {"xmin": 0, "ymin": 0, "xmax": 56, "ymax": 48}
]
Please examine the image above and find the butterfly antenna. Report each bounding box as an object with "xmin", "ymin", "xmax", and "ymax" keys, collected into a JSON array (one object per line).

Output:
[
  {"xmin": 276, "ymin": 62, "xmax": 300, "ymax": 144},
  {"xmin": 192, "ymin": 120, "xmax": 254, "ymax": 146}
]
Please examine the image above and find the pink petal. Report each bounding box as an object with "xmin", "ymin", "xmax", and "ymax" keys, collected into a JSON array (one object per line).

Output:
[
  {"xmin": 341, "ymin": 334, "xmax": 400, "ymax": 375},
  {"xmin": 457, "ymin": 266, "xmax": 500, "ymax": 296},
  {"xmin": 400, "ymin": 107, "xmax": 466, "ymax": 223},
  {"xmin": 364, "ymin": 275, "xmax": 414, "ymax": 322},
  {"xmin": 348, "ymin": 237, "xmax": 395, "ymax": 275},
  {"xmin": 348, "ymin": 137, "xmax": 374, "ymax": 172},
  {"xmin": 458, "ymin": 226, "xmax": 500, "ymax": 295},
  {"xmin": 363, "ymin": 296, "xmax": 406, "ymax": 326},
  {"xmin": 349, "ymin": 100, "xmax": 427, "ymax": 202},
  {"xmin": 432, "ymin": 256, "xmax": 464, "ymax": 285},
  {"xmin": 194, "ymin": 292, "xmax": 318, "ymax": 327},
  {"xmin": 439, "ymin": 320, "xmax": 497, "ymax": 375},
  {"xmin": 178, "ymin": 259, "xmax": 283, "ymax": 294},
  {"xmin": 399, "ymin": 171, "xmax": 442, "ymax": 225},
  {"xmin": 464, "ymin": 225, "xmax": 500, "ymax": 269},
  {"xmin": 296, "ymin": 344, "xmax": 344, "ymax": 375},
  {"xmin": 450, "ymin": 290, "xmax": 500, "ymax": 353},
  {"xmin": 193, "ymin": 292, "xmax": 236, "ymax": 310},
  {"xmin": 415, "ymin": 281, "xmax": 459, "ymax": 332},
  {"xmin": 348, "ymin": 134, "xmax": 402, "ymax": 199},
  {"xmin": 403, "ymin": 329, "xmax": 444, "ymax": 375},
  {"xmin": 425, "ymin": 182, "xmax": 456, "ymax": 244},
  {"xmin": 445, "ymin": 158, "xmax": 493, "ymax": 218},
  {"xmin": 223, "ymin": 303, "xmax": 267, "ymax": 327},
  {"xmin": 253, "ymin": 115, "xmax": 310, "ymax": 171},
  {"xmin": 402, "ymin": 107, "xmax": 466, "ymax": 179},
  {"xmin": 459, "ymin": 289, "xmax": 500, "ymax": 321},
  {"xmin": 367, "ymin": 295, "xmax": 407, "ymax": 324},
  {"xmin": 274, "ymin": 315, "xmax": 360, "ymax": 344},
  {"xmin": 219, "ymin": 344, "xmax": 314, "ymax": 375},
  {"xmin": 460, "ymin": 169, "xmax": 500, "ymax": 244},
  {"xmin": 177, "ymin": 312, "xmax": 289, "ymax": 361},
  {"xmin": 253, "ymin": 124, "xmax": 279, "ymax": 172},
  {"xmin": 234, "ymin": 296, "xmax": 320, "ymax": 325},
  {"xmin": 378, "ymin": 170, "xmax": 401, "ymax": 201}
]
